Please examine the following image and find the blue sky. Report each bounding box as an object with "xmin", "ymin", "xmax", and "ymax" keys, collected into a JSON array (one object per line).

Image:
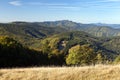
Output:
[{"xmin": 0, "ymin": 0, "xmax": 120, "ymax": 23}]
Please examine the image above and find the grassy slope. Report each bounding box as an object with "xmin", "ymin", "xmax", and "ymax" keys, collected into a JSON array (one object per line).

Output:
[{"xmin": 0, "ymin": 65, "xmax": 120, "ymax": 80}]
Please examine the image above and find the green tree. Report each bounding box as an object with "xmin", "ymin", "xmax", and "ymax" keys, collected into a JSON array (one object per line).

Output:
[{"xmin": 66, "ymin": 44, "xmax": 96, "ymax": 65}]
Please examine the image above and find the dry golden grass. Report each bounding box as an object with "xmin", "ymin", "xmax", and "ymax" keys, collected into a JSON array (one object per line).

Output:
[{"xmin": 0, "ymin": 64, "xmax": 120, "ymax": 80}]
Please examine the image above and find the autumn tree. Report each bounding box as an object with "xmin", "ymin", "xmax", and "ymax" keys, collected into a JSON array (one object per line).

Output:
[{"xmin": 66, "ymin": 44, "xmax": 97, "ymax": 65}]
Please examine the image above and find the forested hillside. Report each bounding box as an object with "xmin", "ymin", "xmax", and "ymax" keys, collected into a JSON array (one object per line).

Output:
[
  {"xmin": 0, "ymin": 36, "xmax": 49, "ymax": 67},
  {"xmin": 0, "ymin": 21, "xmax": 120, "ymax": 67},
  {"xmin": 40, "ymin": 31, "xmax": 118, "ymax": 64},
  {"xmin": 0, "ymin": 22, "xmax": 67, "ymax": 47}
]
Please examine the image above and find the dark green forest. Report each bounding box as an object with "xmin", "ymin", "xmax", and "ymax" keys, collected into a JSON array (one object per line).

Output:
[{"xmin": 0, "ymin": 21, "xmax": 120, "ymax": 67}]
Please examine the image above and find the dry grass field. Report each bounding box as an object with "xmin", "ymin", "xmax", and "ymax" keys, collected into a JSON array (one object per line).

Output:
[{"xmin": 0, "ymin": 64, "xmax": 120, "ymax": 80}]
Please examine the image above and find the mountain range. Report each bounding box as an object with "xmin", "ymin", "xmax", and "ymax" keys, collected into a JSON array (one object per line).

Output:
[
  {"xmin": 35, "ymin": 20, "xmax": 120, "ymax": 37},
  {"xmin": 5, "ymin": 20, "xmax": 120, "ymax": 37},
  {"xmin": 94, "ymin": 23, "xmax": 120, "ymax": 28},
  {"xmin": 1, "ymin": 20, "xmax": 120, "ymax": 49},
  {"xmin": 1, "ymin": 20, "xmax": 120, "ymax": 67}
]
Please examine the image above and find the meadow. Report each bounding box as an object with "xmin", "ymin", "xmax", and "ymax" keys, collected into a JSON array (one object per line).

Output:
[{"xmin": 0, "ymin": 64, "xmax": 120, "ymax": 80}]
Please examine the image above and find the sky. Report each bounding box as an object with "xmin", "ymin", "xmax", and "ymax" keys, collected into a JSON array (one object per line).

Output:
[{"xmin": 0, "ymin": 0, "xmax": 120, "ymax": 23}]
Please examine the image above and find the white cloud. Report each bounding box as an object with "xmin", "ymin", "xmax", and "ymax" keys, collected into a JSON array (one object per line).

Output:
[
  {"xmin": 28, "ymin": 2, "xmax": 68, "ymax": 6},
  {"xmin": 9, "ymin": 1, "xmax": 22, "ymax": 6},
  {"xmin": 28, "ymin": 2, "xmax": 80, "ymax": 10}
]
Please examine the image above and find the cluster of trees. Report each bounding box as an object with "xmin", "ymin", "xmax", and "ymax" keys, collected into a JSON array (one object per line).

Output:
[
  {"xmin": 0, "ymin": 36, "xmax": 62, "ymax": 67},
  {"xmin": 39, "ymin": 31, "xmax": 120, "ymax": 66},
  {"xmin": 36, "ymin": 31, "xmax": 120, "ymax": 65},
  {"xmin": 66, "ymin": 45, "xmax": 105, "ymax": 65},
  {"xmin": 0, "ymin": 37, "xmax": 38, "ymax": 67},
  {"xmin": 0, "ymin": 35, "xmax": 120, "ymax": 68}
]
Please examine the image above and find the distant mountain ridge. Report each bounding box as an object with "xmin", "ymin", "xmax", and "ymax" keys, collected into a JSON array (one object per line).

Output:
[
  {"xmin": 37, "ymin": 20, "xmax": 120, "ymax": 37},
  {"xmin": 36, "ymin": 20, "xmax": 96, "ymax": 30},
  {"xmin": 1, "ymin": 20, "xmax": 120, "ymax": 38},
  {"xmin": 93, "ymin": 23, "xmax": 120, "ymax": 29}
]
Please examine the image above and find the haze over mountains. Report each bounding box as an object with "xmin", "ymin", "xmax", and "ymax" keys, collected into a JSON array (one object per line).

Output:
[{"xmin": 94, "ymin": 23, "xmax": 120, "ymax": 29}]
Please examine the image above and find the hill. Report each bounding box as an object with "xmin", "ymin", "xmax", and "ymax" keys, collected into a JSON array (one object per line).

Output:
[
  {"xmin": 40, "ymin": 31, "xmax": 117, "ymax": 65},
  {"xmin": 0, "ymin": 22, "xmax": 67, "ymax": 46},
  {"xmin": 0, "ymin": 36, "xmax": 49, "ymax": 67},
  {"xmin": 0, "ymin": 32, "xmax": 120, "ymax": 67},
  {"xmin": 102, "ymin": 37, "xmax": 120, "ymax": 54},
  {"xmin": 1, "ymin": 20, "xmax": 120, "ymax": 40},
  {"xmin": 83, "ymin": 26, "xmax": 120, "ymax": 37},
  {"xmin": 38, "ymin": 20, "xmax": 120, "ymax": 37},
  {"xmin": 94, "ymin": 23, "xmax": 120, "ymax": 28},
  {"xmin": 0, "ymin": 20, "xmax": 120, "ymax": 44}
]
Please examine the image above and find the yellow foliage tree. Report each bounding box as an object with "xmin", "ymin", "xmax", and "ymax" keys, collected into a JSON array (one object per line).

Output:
[{"xmin": 66, "ymin": 44, "xmax": 96, "ymax": 65}]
